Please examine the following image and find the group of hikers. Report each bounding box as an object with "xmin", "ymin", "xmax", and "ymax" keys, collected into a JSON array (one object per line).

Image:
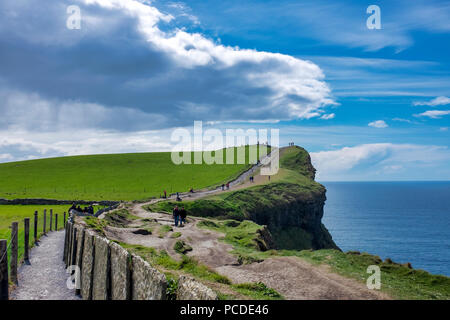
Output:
[
  {"xmin": 172, "ymin": 205, "xmax": 187, "ymax": 227},
  {"xmin": 221, "ymin": 182, "xmax": 230, "ymax": 191},
  {"xmin": 161, "ymin": 187, "xmax": 195, "ymax": 201},
  {"xmin": 69, "ymin": 203, "xmax": 94, "ymax": 215}
]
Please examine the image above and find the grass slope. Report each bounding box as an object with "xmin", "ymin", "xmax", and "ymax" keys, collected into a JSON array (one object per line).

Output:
[
  {"xmin": 0, "ymin": 146, "xmax": 264, "ymax": 201},
  {"xmin": 287, "ymin": 249, "xmax": 450, "ymax": 300}
]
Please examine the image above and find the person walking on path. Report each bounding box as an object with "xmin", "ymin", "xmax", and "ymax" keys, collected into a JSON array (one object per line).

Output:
[
  {"xmin": 226, "ymin": 182, "xmax": 230, "ymax": 190},
  {"xmin": 221, "ymin": 184, "xmax": 225, "ymax": 191},
  {"xmin": 179, "ymin": 207, "xmax": 187, "ymax": 227},
  {"xmin": 173, "ymin": 205, "xmax": 180, "ymax": 227},
  {"xmin": 163, "ymin": 190, "xmax": 167, "ymax": 198}
]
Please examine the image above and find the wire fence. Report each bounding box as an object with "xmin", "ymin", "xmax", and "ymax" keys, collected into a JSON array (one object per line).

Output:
[{"xmin": 0, "ymin": 229, "xmax": 15, "ymax": 265}]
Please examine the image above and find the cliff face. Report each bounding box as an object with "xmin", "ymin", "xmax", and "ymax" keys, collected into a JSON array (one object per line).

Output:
[{"xmin": 226, "ymin": 182, "xmax": 338, "ymax": 250}]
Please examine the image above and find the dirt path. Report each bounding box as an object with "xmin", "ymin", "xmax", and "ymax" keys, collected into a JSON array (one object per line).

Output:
[
  {"xmin": 216, "ymin": 257, "xmax": 389, "ymax": 300},
  {"xmin": 105, "ymin": 203, "xmax": 239, "ymax": 268},
  {"xmin": 10, "ymin": 231, "xmax": 80, "ymax": 300}
]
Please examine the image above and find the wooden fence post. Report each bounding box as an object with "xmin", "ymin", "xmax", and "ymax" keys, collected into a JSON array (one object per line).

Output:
[
  {"xmin": 10, "ymin": 222, "xmax": 18, "ymax": 284},
  {"xmin": 50, "ymin": 209, "xmax": 53, "ymax": 232},
  {"xmin": 55, "ymin": 214, "xmax": 58, "ymax": 231},
  {"xmin": 34, "ymin": 211, "xmax": 38, "ymax": 244},
  {"xmin": 43, "ymin": 209, "xmax": 47, "ymax": 235},
  {"xmin": 24, "ymin": 218, "xmax": 30, "ymax": 261},
  {"xmin": 0, "ymin": 239, "xmax": 8, "ymax": 300},
  {"xmin": 64, "ymin": 212, "xmax": 66, "ymax": 228}
]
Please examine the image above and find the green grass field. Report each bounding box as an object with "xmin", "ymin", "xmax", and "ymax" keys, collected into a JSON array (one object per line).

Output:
[
  {"xmin": 0, "ymin": 205, "xmax": 70, "ymax": 268},
  {"xmin": 0, "ymin": 146, "xmax": 265, "ymax": 201}
]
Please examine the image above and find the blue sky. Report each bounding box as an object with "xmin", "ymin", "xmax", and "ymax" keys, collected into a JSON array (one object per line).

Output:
[{"xmin": 0, "ymin": 0, "xmax": 449, "ymax": 180}]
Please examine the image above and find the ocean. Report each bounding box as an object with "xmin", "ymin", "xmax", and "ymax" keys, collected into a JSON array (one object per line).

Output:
[{"xmin": 321, "ymin": 181, "xmax": 450, "ymax": 277}]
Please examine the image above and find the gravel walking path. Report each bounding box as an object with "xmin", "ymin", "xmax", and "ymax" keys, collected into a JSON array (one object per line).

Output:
[{"xmin": 10, "ymin": 230, "xmax": 80, "ymax": 300}]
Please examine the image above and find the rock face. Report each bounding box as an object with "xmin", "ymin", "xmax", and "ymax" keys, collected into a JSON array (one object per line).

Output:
[
  {"xmin": 255, "ymin": 225, "xmax": 275, "ymax": 251},
  {"xmin": 81, "ymin": 230, "xmax": 95, "ymax": 300},
  {"xmin": 109, "ymin": 242, "xmax": 130, "ymax": 300},
  {"xmin": 92, "ymin": 236, "xmax": 110, "ymax": 300},
  {"xmin": 131, "ymin": 254, "xmax": 167, "ymax": 300},
  {"xmin": 247, "ymin": 186, "xmax": 338, "ymax": 250},
  {"xmin": 177, "ymin": 276, "xmax": 218, "ymax": 300}
]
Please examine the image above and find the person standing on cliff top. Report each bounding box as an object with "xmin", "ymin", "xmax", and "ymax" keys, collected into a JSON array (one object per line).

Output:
[{"xmin": 173, "ymin": 205, "xmax": 180, "ymax": 227}]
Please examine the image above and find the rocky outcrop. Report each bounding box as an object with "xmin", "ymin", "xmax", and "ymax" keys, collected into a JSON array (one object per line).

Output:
[
  {"xmin": 177, "ymin": 276, "xmax": 218, "ymax": 300},
  {"xmin": 255, "ymin": 226, "xmax": 275, "ymax": 251}
]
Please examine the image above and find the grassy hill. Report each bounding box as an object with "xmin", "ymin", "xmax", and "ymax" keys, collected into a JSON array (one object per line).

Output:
[{"xmin": 0, "ymin": 146, "xmax": 264, "ymax": 201}]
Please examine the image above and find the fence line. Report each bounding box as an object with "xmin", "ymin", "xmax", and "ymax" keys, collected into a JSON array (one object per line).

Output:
[{"xmin": 0, "ymin": 208, "xmax": 67, "ymax": 300}]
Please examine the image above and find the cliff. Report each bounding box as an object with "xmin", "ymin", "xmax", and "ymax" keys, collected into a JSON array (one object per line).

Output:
[{"xmin": 151, "ymin": 145, "xmax": 339, "ymax": 251}]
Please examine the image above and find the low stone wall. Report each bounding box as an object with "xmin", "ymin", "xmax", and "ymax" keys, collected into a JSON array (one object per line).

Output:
[
  {"xmin": 177, "ymin": 276, "xmax": 218, "ymax": 300},
  {"xmin": 64, "ymin": 221, "xmax": 217, "ymax": 300},
  {"xmin": 81, "ymin": 229, "xmax": 95, "ymax": 300},
  {"xmin": 0, "ymin": 198, "xmax": 119, "ymax": 206},
  {"xmin": 109, "ymin": 242, "xmax": 130, "ymax": 300},
  {"xmin": 92, "ymin": 236, "xmax": 110, "ymax": 300}
]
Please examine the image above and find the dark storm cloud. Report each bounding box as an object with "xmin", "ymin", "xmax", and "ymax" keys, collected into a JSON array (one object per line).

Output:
[{"xmin": 0, "ymin": 0, "xmax": 334, "ymax": 133}]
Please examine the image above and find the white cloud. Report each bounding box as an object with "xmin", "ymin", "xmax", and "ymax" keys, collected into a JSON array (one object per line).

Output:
[
  {"xmin": 320, "ymin": 113, "xmax": 335, "ymax": 120},
  {"xmin": 368, "ymin": 120, "xmax": 388, "ymax": 128},
  {"xmin": 414, "ymin": 110, "xmax": 450, "ymax": 119},
  {"xmin": 0, "ymin": 129, "xmax": 175, "ymax": 163},
  {"xmin": 392, "ymin": 118, "xmax": 412, "ymax": 123},
  {"xmin": 413, "ymin": 96, "xmax": 450, "ymax": 106},
  {"xmin": 440, "ymin": 127, "xmax": 449, "ymax": 132},
  {"xmin": 311, "ymin": 143, "xmax": 450, "ymax": 180},
  {"xmin": 81, "ymin": 0, "xmax": 335, "ymax": 118}
]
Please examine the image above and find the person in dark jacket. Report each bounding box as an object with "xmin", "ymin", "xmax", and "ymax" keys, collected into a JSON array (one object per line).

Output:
[
  {"xmin": 179, "ymin": 207, "xmax": 187, "ymax": 227},
  {"xmin": 173, "ymin": 206, "xmax": 180, "ymax": 227}
]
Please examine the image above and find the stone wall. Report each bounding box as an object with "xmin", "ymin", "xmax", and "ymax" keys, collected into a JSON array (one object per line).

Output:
[
  {"xmin": 63, "ymin": 221, "xmax": 217, "ymax": 300},
  {"xmin": 177, "ymin": 276, "xmax": 218, "ymax": 300},
  {"xmin": 0, "ymin": 198, "xmax": 119, "ymax": 206}
]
